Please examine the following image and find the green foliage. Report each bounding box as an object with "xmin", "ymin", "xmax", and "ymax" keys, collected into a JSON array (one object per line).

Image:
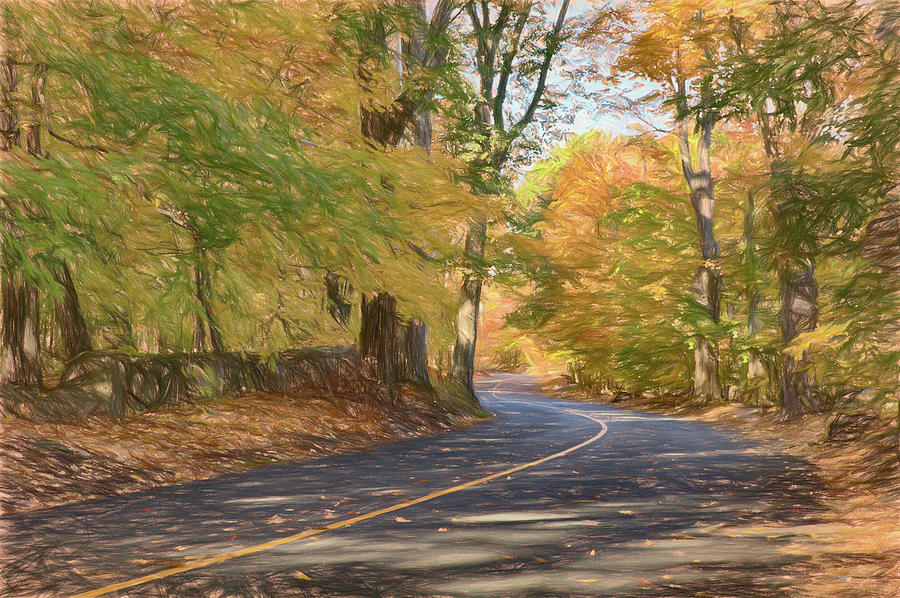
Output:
[{"xmin": 0, "ymin": 0, "xmax": 479, "ymax": 359}]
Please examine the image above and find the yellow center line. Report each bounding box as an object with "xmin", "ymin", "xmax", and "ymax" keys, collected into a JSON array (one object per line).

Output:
[{"xmin": 69, "ymin": 379, "xmax": 608, "ymax": 598}]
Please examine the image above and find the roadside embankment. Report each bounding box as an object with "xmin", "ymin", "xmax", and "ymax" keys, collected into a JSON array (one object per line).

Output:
[{"xmin": 1, "ymin": 349, "xmax": 487, "ymax": 514}]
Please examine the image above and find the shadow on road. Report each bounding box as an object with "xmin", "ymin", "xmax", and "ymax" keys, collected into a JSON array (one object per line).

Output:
[{"xmin": 2, "ymin": 374, "xmax": 827, "ymax": 597}]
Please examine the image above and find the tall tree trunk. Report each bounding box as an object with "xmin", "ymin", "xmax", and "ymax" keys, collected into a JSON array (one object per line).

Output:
[
  {"xmin": 451, "ymin": 219, "xmax": 486, "ymax": 393},
  {"xmin": 53, "ymin": 263, "xmax": 91, "ymax": 356},
  {"xmin": 448, "ymin": 0, "xmax": 569, "ymax": 393},
  {"xmin": 360, "ymin": 292, "xmax": 398, "ymax": 396},
  {"xmin": 192, "ymin": 252, "xmax": 223, "ymax": 353},
  {"xmin": 691, "ymin": 265, "xmax": 721, "ymax": 399},
  {"xmin": 756, "ymin": 104, "xmax": 823, "ymax": 417},
  {"xmin": 23, "ymin": 62, "xmax": 43, "ymax": 157},
  {"xmin": 449, "ymin": 62, "xmax": 493, "ymax": 393},
  {"xmin": 778, "ymin": 263, "xmax": 821, "ymax": 417},
  {"xmin": 746, "ymin": 289, "xmax": 769, "ymax": 395},
  {"xmin": 743, "ymin": 190, "xmax": 769, "ymax": 402},
  {"xmin": 403, "ymin": 2, "xmax": 434, "ymax": 387},
  {"xmin": 409, "ymin": 0, "xmax": 432, "ymax": 152},
  {"xmin": 0, "ymin": 35, "xmax": 41, "ymax": 385},
  {"xmin": 355, "ymin": 11, "xmax": 431, "ymax": 392},
  {"xmin": 25, "ymin": 62, "xmax": 92, "ymax": 358},
  {"xmin": 1, "ymin": 273, "xmax": 42, "ymax": 385},
  {"xmin": 0, "ymin": 56, "xmax": 17, "ymax": 149},
  {"xmin": 676, "ymin": 82, "xmax": 722, "ymax": 401}
]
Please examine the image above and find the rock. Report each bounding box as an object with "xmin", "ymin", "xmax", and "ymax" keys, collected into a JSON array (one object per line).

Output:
[
  {"xmin": 1, "ymin": 346, "xmax": 377, "ymax": 421},
  {"xmin": 726, "ymin": 385, "xmax": 743, "ymax": 402},
  {"xmin": 610, "ymin": 391, "xmax": 631, "ymax": 404}
]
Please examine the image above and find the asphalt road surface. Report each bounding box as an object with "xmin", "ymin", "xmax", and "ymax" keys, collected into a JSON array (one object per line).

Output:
[{"xmin": 2, "ymin": 374, "xmax": 826, "ymax": 597}]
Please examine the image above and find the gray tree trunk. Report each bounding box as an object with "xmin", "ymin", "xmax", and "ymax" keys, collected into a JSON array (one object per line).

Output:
[
  {"xmin": 410, "ymin": 0, "xmax": 432, "ymax": 152},
  {"xmin": 451, "ymin": 219, "xmax": 486, "ymax": 393},
  {"xmin": 449, "ymin": 25, "xmax": 492, "ymax": 393},
  {"xmin": 743, "ymin": 190, "xmax": 770, "ymax": 402},
  {"xmin": 778, "ymin": 264, "xmax": 821, "ymax": 417},
  {"xmin": 192, "ymin": 253, "xmax": 223, "ymax": 353},
  {"xmin": 448, "ymin": 0, "xmax": 569, "ymax": 394},
  {"xmin": 404, "ymin": 2, "xmax": 434, "ymax": 387},
  {"xmin": 676, "ymin": 85, "xmax": 722, "ymax": 401},
  {"xmin": 692, "ymin": 264, "xmax": 721, "ymax": 400}
]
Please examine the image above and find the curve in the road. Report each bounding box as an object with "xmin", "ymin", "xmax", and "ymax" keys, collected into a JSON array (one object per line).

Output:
[{"xmin": 68, "ymin": 378, "xmax": 609, "ymax": 598}]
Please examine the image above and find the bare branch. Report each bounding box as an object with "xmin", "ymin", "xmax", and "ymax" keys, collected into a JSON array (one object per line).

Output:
[
  {"xmin": 47, "ymin": 127, "xmax": 108, "ymax": 154},
  {"xmin": 493, "ymin": 5, "xmax": 530, "ymax": 131},
  {"xmin": 509, "ymin": 0, "xmax": 570, "ymax": 135}
]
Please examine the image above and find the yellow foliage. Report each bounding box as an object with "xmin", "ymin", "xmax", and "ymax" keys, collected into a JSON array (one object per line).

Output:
[{"xmin": 607, "ymin": 0, "xmax": 775, "ymax": 83}]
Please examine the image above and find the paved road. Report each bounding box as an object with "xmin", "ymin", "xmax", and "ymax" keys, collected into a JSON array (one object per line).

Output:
[{"xmin": 3, "ymin": 374, "xmax": 825, "ymax": 597}]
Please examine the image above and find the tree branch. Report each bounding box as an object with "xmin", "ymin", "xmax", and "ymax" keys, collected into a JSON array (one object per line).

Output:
[
  {"xmin": 674, "ymin": 78, "xmax": 695, "ymax": 180},
  {"xmin": 493, "ymin": 5, "xmax": 530, "ymax": 131},
  {"xmin": 509, "ymin": 0, "xmax": 570, "ymax": 135},
  {"xmin": 47, "ymin": 127, "xmax": 108, "ymax": 153},
  {"xmin": 425, "ymin": 0, "xmax": 459, "ymax": 68}
]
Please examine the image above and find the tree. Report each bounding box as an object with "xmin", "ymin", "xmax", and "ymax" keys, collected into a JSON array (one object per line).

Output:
[
  {"xmin": 449, "ymin": 0, "xmax": 572, "ymax": 393},
  {"xmin": 709, "ymin": 0, "xmax": 873, "ymax": 416},
  {"xmin": 589, "ymin": 0, "xmax": 773, "ymax": 401},
  {"xmin": 508, "ymin": 131, "xmax": 705, "ymax": 393},
  {"xmin": 0, "ymin": 0, "xmax": 478, "ymax": 385},
  {"xmin": 0, "ymin": 7, "xmax": 41, "ymax": 384}
]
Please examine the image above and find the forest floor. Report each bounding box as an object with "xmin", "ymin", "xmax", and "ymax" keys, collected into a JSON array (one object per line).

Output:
[
  {"xmin": 549, "ymin": 379, "xmax": 900, "ymax": 597},
  {"xmin": 0, "ymin": 382, "xmax": 487, "ymax": 515}
]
